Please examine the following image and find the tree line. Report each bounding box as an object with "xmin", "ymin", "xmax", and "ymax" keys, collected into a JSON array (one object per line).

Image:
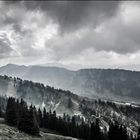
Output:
[{"xmin": 3, "ymin": 97, "xmax": 140, "ymax": 140}]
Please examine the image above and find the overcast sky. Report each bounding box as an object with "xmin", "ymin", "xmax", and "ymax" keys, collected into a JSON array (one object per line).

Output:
[{"xmin": 0, "ymin": 1, "xmax": 140, "ymax": 70}]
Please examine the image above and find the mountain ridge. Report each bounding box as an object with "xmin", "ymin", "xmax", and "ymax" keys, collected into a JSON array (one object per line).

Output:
[{"xmin": 1, "ymin": 64, "xmax": 140, "ymax": 103}]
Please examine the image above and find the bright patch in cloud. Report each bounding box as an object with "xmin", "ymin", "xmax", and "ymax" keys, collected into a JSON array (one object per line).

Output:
[{"xmin": 33, "ymin": 24, "xmax": 59, "ymax": 50}]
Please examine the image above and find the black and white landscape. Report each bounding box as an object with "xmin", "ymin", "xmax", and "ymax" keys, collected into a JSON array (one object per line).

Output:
[
  {"xmin": 1, "ymin": 64, "xmax": 140, "ymax": 103},
  {"xmin": 0, "ymin": 1, "xmax": 140, "ymax": 140}
]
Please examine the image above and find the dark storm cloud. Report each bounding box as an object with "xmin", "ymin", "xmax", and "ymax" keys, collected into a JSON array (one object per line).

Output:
[
  {"xmin": 2, "ymin": 1, "xmax": 138, "ymax": 55},
  {"xmin": 4, "ymin": 1, "xmax": 120, "ymax": 33},
  {"xmin": 1, "ymin": 1, "xmax": 140, "ymax": 70},
  {"xmin": 29, "ymin": 1, "xmax": 120, "ymax": 33}
]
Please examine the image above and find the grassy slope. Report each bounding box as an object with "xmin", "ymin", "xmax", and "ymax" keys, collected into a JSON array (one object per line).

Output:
[{"xmin": 0, "ymin": 118, "xmax": 79, "ymax": 140}]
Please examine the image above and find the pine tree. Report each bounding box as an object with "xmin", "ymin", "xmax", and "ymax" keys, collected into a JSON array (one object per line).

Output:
[
  {"xmin": 52, "ymin": 110, "xmax": 57, "ymax": 130},
  {"xmin": 137, "ymin": 128, "xmax": 140, "ymax": 140},
  {"xmin": 108, "ymin": 121, "xmax": 128, "ymax": 140},
  {"xmin": 17, "ymin": 100, "xmax": 40, "ymax": 136},
  {"xmin": 5, "ymin": 97, "xmax": 17, "ymax": 126},
  {"xmin": 120, "ymin": 125, "xmax": 128, "ymax": 140},
  {"xmin": 43, "ymin": 107, "xmax": 47, "ymax": 128},
  {"xmin": 28, "ymin": 106, "xmax": 40, "ymax": 135},
  {"xmin": 71, "ymin": 116, "xmax": 77, "ymax": 137},
  {"xmin": 37, "ymin": 108, "xmax": 43, "ymax": 127},
  {"xmin": 17, "ymin": 99, "xmax": 28, "ymax": 131},
  {"xmin": 0, "ymin": 107, "xmax": 2, "ymax": 117},
  {"xmin": 68, "ymin": 98, "xmax": 73, "ymax": 109},
  {"xmin": 94, "ymin": 119, "xmax": 102, "ymax": 140}
]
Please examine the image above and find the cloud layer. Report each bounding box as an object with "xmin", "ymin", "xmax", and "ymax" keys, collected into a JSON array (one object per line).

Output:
[{"xmin": 0, "ymin": 1, "xmax": 140, "ymax": 70}]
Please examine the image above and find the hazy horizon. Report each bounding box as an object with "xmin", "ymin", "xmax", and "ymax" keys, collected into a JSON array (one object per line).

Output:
[{"xmin": 1, "ymin": 63, "xmax": 140, "ymax": 72}]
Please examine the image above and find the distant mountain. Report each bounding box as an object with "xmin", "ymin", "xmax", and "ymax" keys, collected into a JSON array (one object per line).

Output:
[{"xmin": 1, "ymin": 64, "xmax": 140, "ymax": 103}]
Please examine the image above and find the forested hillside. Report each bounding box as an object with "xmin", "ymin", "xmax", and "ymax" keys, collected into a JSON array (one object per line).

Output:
[
  {"xmin": 2, "ymin": 97, "xmax": 139, "ymax": 140},
  {"xmin": 0, "ymin": 75, "xmax": 140, "ymax": 137},
  {"xmin": 1, "ymin": 64, "xmax": 140, "ymax": 103}
]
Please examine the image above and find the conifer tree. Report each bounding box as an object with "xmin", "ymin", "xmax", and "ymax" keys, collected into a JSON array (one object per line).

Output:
[
  {"xmin": 5, "ymin": 97, "xmax": 17, "ymax": 126},
  {"xmin": 137, "ymin": 128, "xmax": 140, "ymax": 140},
  {"xmin": 43, "ymin": 107, "xmax": 47, "ymax": 128},
  {"xmin": 0, "ymin": 107, "xmax": 2, "ymax": 117},
  {"xmin": 68, "ymin": 98, "xmax": 73, "ymax": 108},
  {"xmin": 27, "ymin": 106, "xmax": 40, "ymax": 135},
  {"xmin": 17, "ymin": 100, "xmax": 40, "ymax": 136},
  {"xmin": 37, "ymin": 108, "xmax": 43, "ymax": 127}
]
